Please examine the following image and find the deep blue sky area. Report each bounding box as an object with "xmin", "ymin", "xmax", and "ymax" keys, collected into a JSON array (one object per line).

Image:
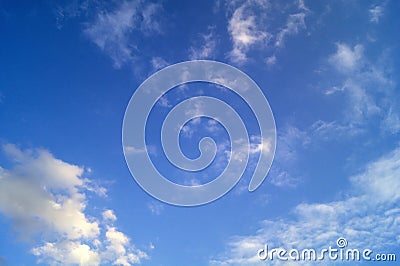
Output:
[{"xmin": 0, "ymin": 1, "xmax": 399, "ymax": 265}]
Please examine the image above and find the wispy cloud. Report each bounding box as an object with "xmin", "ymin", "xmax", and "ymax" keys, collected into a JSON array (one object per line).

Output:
[
  {"xmin": 0, "ymin": 144, "xmax": 148, "ymax": 265},
  {"xmin": 189, "ymin": 27, "xmax": 218, "ymax": 60},
  {"xmin": 227, "ymin": 3, "xmax": 270, "ymax": 64},
  {"xmin": 265, "ymin": 55, "xmax": 277, "ymax": 66},
  {"xmin": 309, "ymin": 120, "xmax": 361, "ymax": 140},
  {"xmin": 140, "ymin": 2, "xmax": 163, "ymax": 34},
  {"xmin": 147, "ymin": 201, "xmax": 165, "ymax": 215},
  {"xmin": 84, "ymin": 1, "xmax": 163, "ymax": 68},
  {"xmin": 275, "ymin": 13, "xmax": 306, "ymax": 48},
  {"xmin": 326, "ymin": 43, "xmax": 399, "ymax": 133},
  {"xmin": 212, "ymin": 146, "xmax": 400, "ymax": 265},
  {"xmin": 225, "ymin": 0, "xmax": 309, "ymax": 65},
  {"xmin": 157, "ymin": 95, "xmax": 172, "ymax": 108},
  {"xmin": 151, "ymin": 56, "xmax": 169, "ymax": 71},
  {"xmin": 369, "ymin": 4, "xmax": 385, "ymax": 24},
  {"xmin": 267, "ymin": 125, "xmax": 309, "ymax": 188}
]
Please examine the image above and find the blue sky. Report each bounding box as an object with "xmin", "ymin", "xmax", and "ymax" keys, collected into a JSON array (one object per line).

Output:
[{"xmin": 0, "ymin": 0, "xmax": 399, "ymax": 265}]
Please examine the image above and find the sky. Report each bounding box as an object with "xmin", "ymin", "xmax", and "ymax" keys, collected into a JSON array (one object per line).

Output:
[{"xmin": 0, "ymin": 0, "xmax": 399, "ymax": 265}]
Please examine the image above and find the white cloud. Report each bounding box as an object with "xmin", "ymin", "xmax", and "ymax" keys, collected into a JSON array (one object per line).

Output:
[
  {"xmin": 151, "ymin": 56, "xmax": 169, "ymax": 71},
  {"xmin": 329, "ymin": 43, "xmax": 364, "ymax": 72},
  {"xmin": 275, "ymin": 13, "xmax": 306, "ymax": 48},
  {"xmin": 54, "ymin": 1, "xmax": 90, "ymax": 29},
  {"xmin": 326, "ymin": 43, "xmax": 399, "ymax": 132},
  {"xmin": 184, "ymin": 98, "xmax": 206, "ymax": 118},
  {"xmin": 382, "ymin": 108, "xmax": 400, "ymax": 134},
  {"xmin": 265, "ymin": 125, "xmax": 308, "ymax": 188},
  {"xmin": 140, "ymin": 3, "xmax": 163, "ymax": 34},
  {"xmin": 212, "ymin": 146, "xmax": 400, "ymax": 265},
  {"xmin": 265, "ymin": 55, "xmax": 276, "ymax": 66},
  {"xmin": 156, "ymin": 95, "xmax": 172, "ymax": 108},
  {"xmin": 84, "ymin": 1, "xmax": 163, "ymax": 68},
  {"xmin": 32, "ymin": 241, "xmax": 101, "ymax": 266},
  {"xmin": 206, "ymin": 119, "xmax": 221, "ymax": 134},
  {"xmin": 309, "ymin": 120, "xmax": 361, "ymax": 140},
  {"xmin": 268, "ymin": 170, "xmax": 298, "ymax": 188},
  {"xmin": 124, "ymin": 145, "xmax": 146, "ymax": 154},
  {"xmin": 0, "ymin": 144, "xmax": 98, "ymax": 240},
  {"xmin": 227, "ymin": 4, "xmax": 270, "ymax": 63},
  {"xmin": 324, "ymin": 85, "xmax": 344, "ymax": 95},
  {"xmin": 0, "ymin": 144, "xmax": 148, "ymax": 265},
  {"xmin": 102, "ymin": 210, "xmax": 117, "ymax": 222},
  {"xmin": 342, "ymin": 79, "xmax": 380, "ymax": 123},
  {"xmin": 84, "ymin": 1, "xmax": 139, "ymax": 68},
  {"xmin": 249, "ymin": 135, "xmax": 272, "ymax": 155},
  {"xmin": 225, "ymin": 0, "xmax": 309, "ymax": 65},
  {"xmin": 276, "ymin": 125, "xmax": 309, "ymax": 162},
  {"xmin": 103, "ymin": 226, "xmax": 148, "ymax": 265},
  {"xmin": 147, "ymin": 201, "xmax": 165, "ymax": 215},
  {"xmin": 369, "ymin": 4, "xmax": 384, "ymax": 24},
  {"xmin": 297, "ymin": 0, "xmax": 309, "ymax": 12},
  {"xmin": 189, "ymin": 28, "xmax": 217, "ymax": 60}
]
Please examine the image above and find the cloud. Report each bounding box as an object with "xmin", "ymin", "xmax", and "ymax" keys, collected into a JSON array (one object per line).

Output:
[
  {"xmin": 211, "ymin": 146, "xmax": 400, "ymax": 265},
  {"xmin": 124, "ymin": 145, "xmax": 146, "ymax": 154},
  {"xmin": 275, "ymin": 13, "xmax": 306, "ymax": 48},
  {"xmin": 329, "ymin": 43, "xmax": 364, "ymax": 72},
  {"xmin": 32, "ymin": 241, "xmax": 101, "ymax": 266},
  {"xmin": 382, "ymin": 108, "xmax": 400, "ymax": 134},
  {"xmin": 309, "ymin": 120, "xmax": 361, "ymax": 140},
  {"xmin": 84, "ymin": 1, "xmax": 139, "ymax": 68},
  {"xmin": 140, "ymin": 2, "xmax": 163, "ymax": 34},
  {"xmin": 151, "ymin": 56, "xmax": 169, "ymax": 71},
  {"xmin": 0, "ymin": 144, "xmax": 148, "ymax": 265},
  {"xmin": 369, "ymin": 4, "xmax": 384, "ymax": 24},
  {"xmin": 0, "ymin": 144, "xmax": 98, "ymax": 240},
  {"xmin": 54, "ymin": 0, "xmax": 91, "ymax": 30},
  {"xmin": 227, "ymin": 3, "xmax": 270, "ymax": 63},
  {"xmin": 84, "ymin": 1, "xmax": 163, "ymax": 68},
  {"xmin": 326, "ymin": 43, "xmax": 399, "ymax": 132},
  {"xmin": 225, "ymin": 0, "xmax": 309, "ymax": 65},
  {"xmin": 157, "ymin": 95, "xmax": 172, "ymax": 108},
  {"xmin": 266, "ymin": 125, "xmax": 309, "ymax": 188},
  {"xmin": 103, "ymin": 227, "xmax": 148, "ymax": 265},
  {"xmin": 265, "ymin": 55, "xmax": 276, "ymax": 66},
  {"xmin": 102, "ymin": 210, "xmax": 117, "ymax": 222},
  {"xmin": 268, "ymin": 170, "xmax": 298, "ymax": 188},
  {"xmin": 147, "ymin": 201, "xmax": 165, "ymax": 215},
  {"xmin": 323, "ymin": 85, "xmax": 344, "ymax": 95},
  {"xmin": 189, "ymin": 27, "xmax": 217, "ymax": 60}
]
